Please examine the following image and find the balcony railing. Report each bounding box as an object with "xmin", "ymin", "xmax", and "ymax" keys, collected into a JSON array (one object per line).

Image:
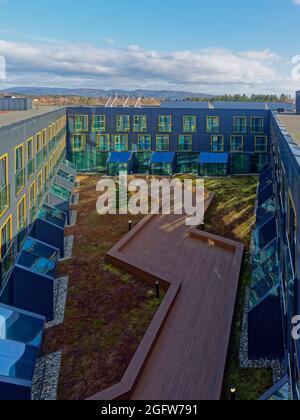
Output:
[
  {"xmin": 0, "ymin": 184, "xmax": 10, "ymax": 215},
  {"xmin": 30, "ymin": 204, "xmax": 37, "ymax": 224},
  {"xmin": 27, "ymin": 158, "xmax": 35, "ymax": 180},
  {"xmin": 0, "ymin": 239, "xmax": 15, "ymax": 290},
  {"xmin": 15, "ymin": 168, "xmax": 25, "ymax": 196},
  {"xmin": 36, "ymin": 150, "xmax": 43, "ymax": 169},
  {"xmin": 43, "ymin": 145, "xmax": 49, "ymax": 160}
]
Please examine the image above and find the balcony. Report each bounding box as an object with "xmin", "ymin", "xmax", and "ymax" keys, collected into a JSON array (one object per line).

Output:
[
  {"xmin": 43, "ymin": 145, "xmax": 49, "ymax": 160},
  {"xmin": 0, "ymin": 184, "xmax": 10, "ymax": 216},
  {"xmin": 30, "ymin": 204, "xmax": 37, "ymax": 224},
  {"xmin": 27, "ymin": 158, "xmax": 35, "ymax": 180},
  {"xmin": 0, "ymin": 239, "xmax": 15, "ymax": 289},
  {"xmin": 15, "ymin": 168, "xmax": 25, "ymax": 196}
]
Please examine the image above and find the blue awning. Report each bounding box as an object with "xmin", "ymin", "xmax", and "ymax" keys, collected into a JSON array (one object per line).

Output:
[
  {"xmin": 151, "ymin": 152, "xmax": 176, "ymax": 164},
  {"xmin": 199, "ymin": 153, "xmax": 229, "ymax": 164},
  {"xmin": 107, "ymin": 152, "xmax": 132, "ymax": 164}
]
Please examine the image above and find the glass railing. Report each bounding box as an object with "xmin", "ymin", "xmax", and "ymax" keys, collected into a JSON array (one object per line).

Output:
[
  {"xmin": 0, "ymin": 184, "xmax": 10, "ymax": 215},
  {"xmin": 30, "ymin": 204, "xmax": 37, "ymax": 224},
  {"xmin": 50, "ymin": 183, "xmax": 71, "ymax": 201},
  {"xmin": 17, "ymin": 226, "xmax": 28, "ymax": 252},
  {"xmin": 15, "ymin": 168, "xmax": 25, "ymax": 195},
  {"xmin": 27, "ymin": 158, "xmax": 35, "ymax": 180},
  {"xmin": 43, "ymin": 145, "xmax": 49, "ymax": 160},
  {"xmin": 38, "ymin": 203, "xmax": 67, "ymax": 228},
  {"xmin": 37, "ymin": 192, "xmax": 43, "ymax": 209},
  {"xmin": 36, "ymin": 150, "xmax": 43, "ymax": 169},
  {"xmin": 0, "ymin": 240, "xmax": 15, "ymax": 289}
]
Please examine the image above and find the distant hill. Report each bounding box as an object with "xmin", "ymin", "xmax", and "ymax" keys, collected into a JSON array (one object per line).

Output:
[{"xmin": 0, "ymin": 87, "xmax": 214, "ymax": 100}]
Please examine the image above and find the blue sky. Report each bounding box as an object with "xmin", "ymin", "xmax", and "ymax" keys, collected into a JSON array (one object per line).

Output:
[{"xmin": 0, "ymin": 0, "xmax": 300, "ymax": 94}]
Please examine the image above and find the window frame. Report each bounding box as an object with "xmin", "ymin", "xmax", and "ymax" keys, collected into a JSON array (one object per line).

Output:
[
  {"xmin": 206, "ymin": 116, "xmax": 220, "ymax": 133},
  {"xmin": 230, "ymin": 135, "xmax": 244, "ymax": 152},
  {"xmin": 0, "ymin": 153, "xmax": 9, "ymax": 218},
  {"xmin": 156, "ymin": 135, "xmax": 170, "ymax": 152},
  {"xmin": 116, "ymin": 115, "xmax": 130, "ymax": 132},
  {"xmin": 210, "ymin": 135, "xmax": 224, "ymax": 152},
  {"xmin": 183, "ymin": 116, "xmax": 197, "ymax": 133},
  {"xmin": 179, "ymin": 134, "xmax": 193, "ymax": 152},
  {"xmin": 96, "ymin": 134, "xmax": 110, "ymax": 152},
  {"xmin": 255, "ymin": 136, "xmax": 268, "ymax": 153},
  {"xmin": 114, "ymin": 134, "xmax": 129, "ymax": 152},
  {"xmin": 158, "ymin": 115, "xmax": 172, "ymax": 133},
  {"xmin": 92, "ymin": 115, "xmax": 106, "ymax": 132},
  {"xmin": 234, "ymin": 116, "xmax": 247, "ymax": 134},
  {"xmin": 133, "ymin": 115, "xmax": 147, "ymax": 133},
  {"xmin": 251, "ymin": 116, "xmax": 264, "ymax": 134},
  {"xmin": 0, "ymin": 215, "xmax": 13, "ymax": 261}
]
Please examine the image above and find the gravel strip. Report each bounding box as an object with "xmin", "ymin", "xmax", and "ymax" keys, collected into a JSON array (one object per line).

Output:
[
  {"xmin": 59, "ymin": 236, "xmax": 74, "ymax": 261},
  {"xmin": 240, "ymin": 287, "xmax": 287, "ymax": 384},
  {"xmin": 31, "ymin": 351, "xmax": 62, "ymax": 401},
  {"xmin": 45, "ymin": 277, "xmax": 68, "ymax": 329},
  {"xmin": 71, "ymin": 192, "xmax": 80, "ymax": 205},
  {"xmin": 66, "ymin": 210, "xmax": 77, "ymax": 227}
]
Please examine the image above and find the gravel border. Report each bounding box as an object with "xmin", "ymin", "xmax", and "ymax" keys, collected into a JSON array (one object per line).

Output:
[
  {"xmin": 66, "ymin": 210, "xmax": 77, "ymax": 227},
  {"xmin": 71, "ymin": 192, "xmax": 80, "ymax": 205},
  {"xmin": 31, "ymin": 351, "xmax": 62, "ymax": 401},
  {"xmin": 59, "ymin": 236, "xmax": 74, "ymax": 261},
  {"xmin": 45, "ymin": 277, "xmax": 68, "ymax": 329},
  {"xmin": 239, "ymin": 287, "xmax": 287, "ymax": 384}
]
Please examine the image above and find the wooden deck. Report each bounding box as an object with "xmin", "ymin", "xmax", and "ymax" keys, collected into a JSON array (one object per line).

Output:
[{"xmin": 89, "ymin": 196, "xmax": 244, "ymax": 401}]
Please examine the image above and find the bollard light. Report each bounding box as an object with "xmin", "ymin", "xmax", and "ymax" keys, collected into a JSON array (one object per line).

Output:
[
  {"xmin": 230, "ymin": 387, "xmax": 236, "ymax": 401},
  {"xmin": 128, "ymin": 221, "xmax": 132, "ymax": 232}
]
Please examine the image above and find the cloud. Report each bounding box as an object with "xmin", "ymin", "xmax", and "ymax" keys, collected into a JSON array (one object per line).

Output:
[
  {"xmin": 293, "ymin": 0, "xmax": 300, "ymax": 5},
  {"xmin": 0, "ymin": 38, "xmax": 297, "ymax": 93}
]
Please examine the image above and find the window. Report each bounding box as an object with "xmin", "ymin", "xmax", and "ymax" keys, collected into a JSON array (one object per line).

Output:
[
  {"xmin": 158, "ymin": 115, "xmax": 172, "ymax": 132},
  {"xmin": 42, "ymin": 129, "xmax": 48, "ymax": 157},
  {"xmin": 15, "ymin": 144, "xmax": 25, "ymax": 196},
  {"xmin": 37, "ymin": 171, "xmax": 43, "ymax": 206},
  {"xmin": 92, "ymin": 115, "xmax": 106, "ymax": 132},
  {"xmin": 116, "ymin": 115, "xmax": 130, "ymax": 132},
  {"xmin": 211, "ymin": 135, "xmax": 224, "ymax": 152},
  {"xmin": 179, "ymin": 135, "xmax": 192, "ymax": 151},
  {"xmin": 74, "ymin": 115, "xmax": 88, "ymax": 131},
  {"xmin": 207, "ymin": 116, "xmax": 220, "ymax": 133},
  {"xmin": 156, "ymin": 135, "xmax": 170, "ymax": 152},
  {"xmin": 72, "ymin": 134, "xmax": 86, "ymax": 152},
  {"xmin": 183, "ymin": 116, "xmax": 196, "ymax": 133},
  {"xmin": 17, "ymin": 195, "xmax": 27, "ymax": 248},
  {"xmin": 36, "ymin": 132, "xmax": 43, "ymax": 168},
  {"xmin": 255, "ymin": 136, "xmax": 268, "ymax": 152},
  {"xmin": 27, "ymin": 137, "xmax": 35, "ymax": 180},
  {"xmin": 114, "ymin": 135, "xmax": 128, "ymax": 151},
  {"xmin": 0, "ymin": 154, "xmax": 9, "ymax": 217},
  {"xmin": 0, "ymin": 215, "xmax": 12, "ymax": 261},
  {"xmin": 29, "ymin": 181, "xmax": 36, "ymax": 223},
  {"xmin": 230, "ymin": 136, "xmax": 244, "ymax": 152},
  {"xmin": 44, "ymin": 163, "xmax": 49, "ymax": 185},
  {"xmin": 251, "ymin": 117, "xmax": 264, "ymax": 133},
  {"xmin": 234, "ymin": 117, "xmax": 247, "ymax": 134},
  {"xmin": 138, "ymin": 135, "xmax": 151, "ymax": 151},
  {"xmin": 133, "ymin": 115, "xmax": 147, "ymax": 132},
  {"xmin": 96, "ymin": 134, "xmax": 110, "ymax": 152}
]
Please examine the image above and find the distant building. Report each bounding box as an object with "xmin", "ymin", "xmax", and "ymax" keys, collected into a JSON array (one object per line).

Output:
[
  {"xmin": 0, "ymin": 97, "xmax": 33, "ymax": 111},
  {"xmin": 296, "ymin": 90, "xmax": 300, "ymax": 114}
]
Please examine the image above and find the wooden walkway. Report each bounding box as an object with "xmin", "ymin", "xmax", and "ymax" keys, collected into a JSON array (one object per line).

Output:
[{"xmin": 89, "ymin": 198, "xmax": 244, "ymax": 401}]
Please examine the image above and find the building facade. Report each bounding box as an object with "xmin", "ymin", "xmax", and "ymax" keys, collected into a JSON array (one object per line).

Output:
[
  {"xmin": 0, "ymin": 100, "xmax": 299, "ymax": 400},
  {"xmin": 66, "ymin": 106, "xmax": 270, "ymax": 176}
]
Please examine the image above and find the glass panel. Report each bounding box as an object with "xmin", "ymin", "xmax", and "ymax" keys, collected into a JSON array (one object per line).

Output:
[
  {"xmin": 0, "ymin": 340, "xmax": 38, "ymax": 381},
  {"xmin": 230, "ymin": 154, "xmax": 249, "ymax": 174},
  {"xmin": 183, "ymin": 116, "xmax": 196, "ymax": 132},
  {"xmin": 92, "ymin": 115, "xmax": 106, "ymax": 131},
  {"xmin": 116, "ymin": 115, "xmax": 130, "ymax": 132},
  {"xmin": 156, "ymin": 135, "xmax": 169, "ymax": 152},
  {"xmin": 114, "ymin": 135, "xmax": 128, "ymax": 152},
  {"xmin": 96, "ymin": 134, "xmax": 110, "ymax": 152},
  {"xmin": 234, "ymin": 117, "xmax": 247, "ymax": 134},
  {"xmin": 230, "ymin": 136, "xmax": 244, "ymax": 152},
  {"xmin": 158, "ymin": 115, "xmax": 172, "ymax": 132},
  {"xmin": 251, "ymin": 117, "xmax": 264, "ymax": 133},
  {"xmin": 138, "ymin": 135, "xmax": 151, "ymax": 151},
  {"xmin": 179, "ymin": 135, "xmax": 192, "ymax": 151},
  {"xmin": 211, "ymin": 135, "xmax": 224, "ymax": 152},
  {"xmin": 133, "ymin": 115, "xmax": 147, "ymax": 132},
  {"xmin": 207, "ymin": 116, "xmax": 220, "ymax": 133}
]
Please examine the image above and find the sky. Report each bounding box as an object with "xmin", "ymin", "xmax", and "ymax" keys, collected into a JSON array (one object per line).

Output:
[{"xmin": 0, "ymin": 0, "xmax": 300, "ymax": 94}]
